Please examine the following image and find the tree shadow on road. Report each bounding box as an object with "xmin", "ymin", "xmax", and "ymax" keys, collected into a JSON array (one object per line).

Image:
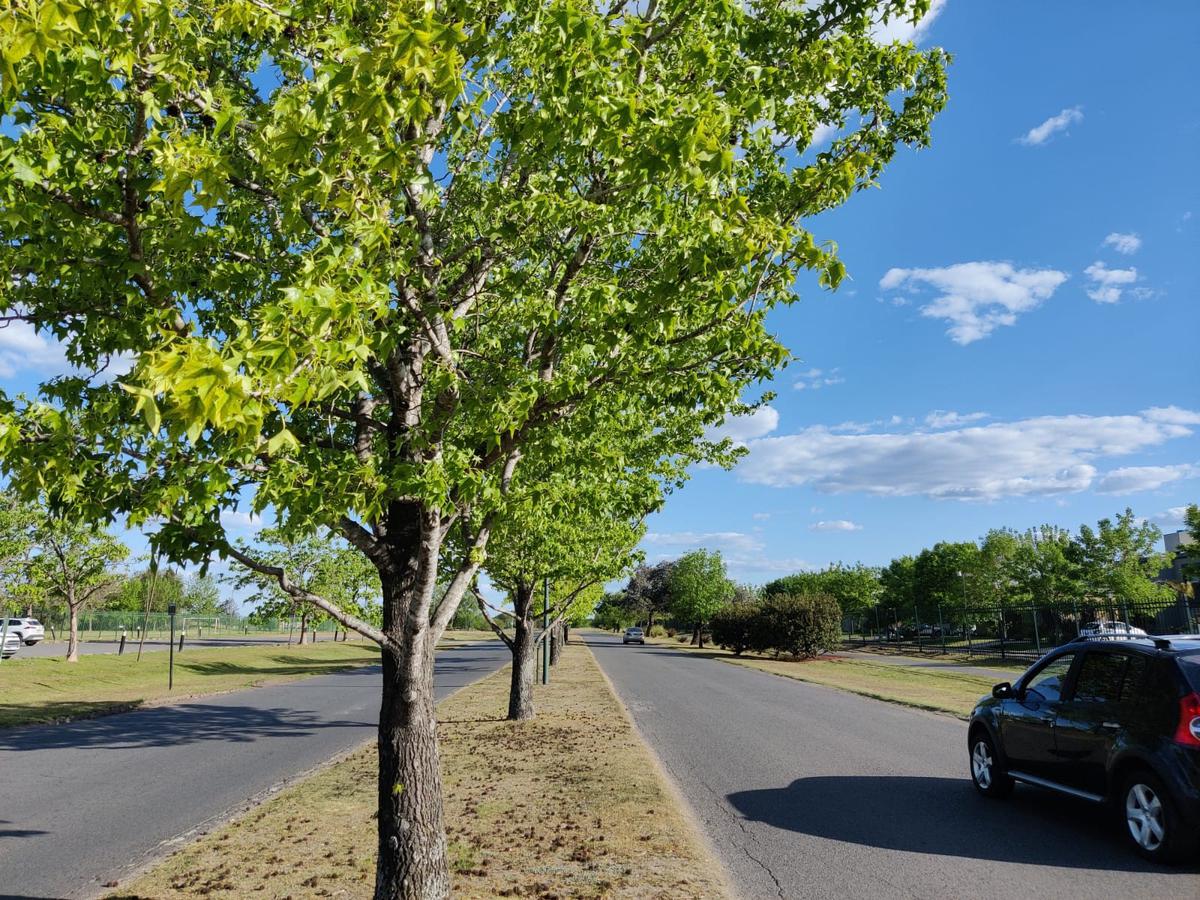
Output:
[
  {"xmin": 0, "ymin": 701, "xmax": 372, "ymax": 752},
  {"xmin": 727, "ymin": 775, "xmax": 1200, "ymax": 874}
]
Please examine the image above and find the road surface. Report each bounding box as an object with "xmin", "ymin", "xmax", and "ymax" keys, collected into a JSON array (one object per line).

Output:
[
  {"xmin": 587, "ymin": 632, "xmax": 1199, "ymax": 900},
  {"xmin": 0, "ymin": 640, "xmax": 508, "ymax": 900}
]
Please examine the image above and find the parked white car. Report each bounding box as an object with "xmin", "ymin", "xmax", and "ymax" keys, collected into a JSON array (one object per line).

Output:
[
  {"xmin": 5, "ymin": 617, "xmax": 45, "ymax": 645},
  {"xmin": 1079, "ymin": 620, "xmax": 1148, "ymax": 639},
  {"xmin": 1, "ymin": 629, "xmax": 20, "ymax": 659}
]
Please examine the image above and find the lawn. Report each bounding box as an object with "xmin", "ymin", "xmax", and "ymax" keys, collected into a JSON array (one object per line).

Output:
[
  {"xmin": 0, "ymin": 642, "xmax": 381, "ymax": 728},
  {"xmin": 111, "ymin": 641, "xmax": 731, "ymax": 900}
]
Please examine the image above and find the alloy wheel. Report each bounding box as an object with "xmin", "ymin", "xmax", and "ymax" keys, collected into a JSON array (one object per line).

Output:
[
  {"xmin": 1125, "ymin": 782, "xmax": 1165, "ymax": 852},
  {"xmin": 971, "ymin": 741, "xmax": 992, "ymax": 789}
]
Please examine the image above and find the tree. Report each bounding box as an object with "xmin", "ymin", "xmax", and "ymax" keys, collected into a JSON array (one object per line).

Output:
[
  {"xmin": 0, "ymin": 3, "xmax": 948, "ymax": 894},
  {"xmin": 710, "ymin": 602, "xmax": 760, "ymax": 655},
  {"xmin": 0, "ymin": 494, "xmax": 38, "ymax": 615},
  {"xmin": 668, "ymin": 549, "xmax": 733, "ymax": 648},
  {"xmin": 107, "ymin": 565, "xmax": 185, "ymax": 613},
  {"xmin": 1183, "ymin": 504, "xmax": 1200, "ymax": 581},
  {"xmin": 758, "ymin": 592, "xmax": 842, "ymax": 658},
  {"xmin": 27, "ymin": 517, "xmax": 128, "ymax": 661},
  {"xmin": 623, "ymin": 561, "xmax": 677, "ymax": 632},
  {"xmin": 1076, "ymin": 508, "xmax": 1173, "ymax": 605},
  {"xmin": 913, "ymin": 542, "xmax": 983, "ymax": 611},
  {"xmin": 181, "ymin": 573, "xmax": 236, "ymax": 615},
  {"xmin": 879, "ymin": 555, "xmax": 917, "ymax": 612},
  {"xmin": 591, "ymin": 591, "xmax": 637, "ymax": 631}
]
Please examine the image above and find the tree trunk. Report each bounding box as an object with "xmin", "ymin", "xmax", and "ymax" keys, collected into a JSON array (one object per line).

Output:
[
  {"xmin": 696, "ymin": 621, "xmax": 705, "ymax": 649},
  {"xmin": 298, "ymin": 609, "xmax": 308, "ymax": 646},
  {"xmin": 375, "ymin": 639, "xmax": 450, "ymax": 900},
  {"xmin": 690, "ymin": 623, "xmax": 700, "ymax": 646},
  {"xmin": 66, "ymin": 597, "xmax": 80, "ymax": 662},
  {"xmin": 508, "ymin": 617, "xmax": 537, "ymax": 721},
  {"xmin": 646, "ymin": 610, "xmax": 654, "ymax": 633},
  {"xmin": 549, "ymin": 621, "xmax": 563, "ymax": 665}
]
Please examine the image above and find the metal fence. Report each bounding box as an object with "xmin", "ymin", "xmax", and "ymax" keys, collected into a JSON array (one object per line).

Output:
[
  {"xmin": 23, "ymin": 610, "xmax": 339, "ymax": 642},
  {"xmin": 842, "ymin": 595, "xmax": 1199, "ymax": 665}
]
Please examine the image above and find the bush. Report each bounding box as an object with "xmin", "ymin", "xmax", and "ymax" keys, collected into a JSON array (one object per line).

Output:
[
  {"xmin": 710, "ymin": 604, "xmax": 760, "ymax": 655},
  {"xmin": 647, "ymin": 624, "xmax": 666, "ymax": 638},
  {"xmin": 665, "ymin": 628, "xmax": 677, "ymax": 637},
  {"xmin": 761, "ymin": 593, "xmax": 842, "ymax": 658}
]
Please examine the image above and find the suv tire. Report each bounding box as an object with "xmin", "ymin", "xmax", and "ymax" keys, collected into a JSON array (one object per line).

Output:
[
  {"xmin": 969, "ymin": 730, "xmax": 1013, "ymax": 798},
  {"xmin": 1120, "ymin": 770, "xmax": 1197, "ymax": 863}
]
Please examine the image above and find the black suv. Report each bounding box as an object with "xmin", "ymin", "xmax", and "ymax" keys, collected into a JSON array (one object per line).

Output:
[{"xmin": 967, "ymin": 634, "xmax": 1200, "ymax": 862}]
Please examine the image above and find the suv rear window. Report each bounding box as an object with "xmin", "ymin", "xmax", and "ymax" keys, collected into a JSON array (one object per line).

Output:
[
  {"xmin": 1178, "ymin": 653, "xmax": 1200, "ymax": 693},
  {"xmin": 1074, "ymin": 652, "xmax": 1130, "ymax": 703}
]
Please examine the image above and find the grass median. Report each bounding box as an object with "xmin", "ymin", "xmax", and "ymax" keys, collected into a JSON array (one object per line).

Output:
[
  {"xmin": 111, "ymin": 641, "xmax": 731, "ymax": 900},
  {"xmin": 644, "ymin": 634, "xmax": 999, "ymax": 719},
  {"xmin": 0, "ymin": 642, "xmax": 382, "ymax": 728}
]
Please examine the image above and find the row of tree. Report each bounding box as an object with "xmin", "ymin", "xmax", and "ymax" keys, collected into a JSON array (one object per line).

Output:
[{"xmin": 0, "ymin": 2, "xmax": 950, "ymax": 895}]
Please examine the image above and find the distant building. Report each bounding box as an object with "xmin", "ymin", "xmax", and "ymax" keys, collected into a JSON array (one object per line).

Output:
[
  {"xmin": 1159, "ymin": 530, "xmax": 1197, "ymax": 591},
  {"xmin": 1165, "ymin": 529, "xmax": 1195, "ymax": 555}
]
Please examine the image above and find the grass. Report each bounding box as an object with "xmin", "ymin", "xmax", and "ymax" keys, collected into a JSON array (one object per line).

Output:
[
  {"xmin": 110, "ymin": 642, "xmax": 731, "ymax": 900},
  {"xmin": 640, "ymin": 633, "xmax": 1001, "ymax": 719},
  {"xmin": 722, "ymin": 656, "xmax": 998, "ymax": 718},
  {"xmin": 0, "ymin": 642, "xmax": 381, "ymax": 729}
]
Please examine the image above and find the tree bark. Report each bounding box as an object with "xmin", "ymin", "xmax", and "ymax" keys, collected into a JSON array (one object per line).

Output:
[
  {"xmin": 690, "ymin": 623, "xmax": 700, "ymax": 646},
  {"xmin": 549, "ymin": 621, "xmax": 563, "ymax": 665},
  {"xmin": 696, "ymin": 621, "xmax": 705, "ymax": 649},
  {"xmin": 66, "ymin": 594, "xmax": 80, "ymax": 662},
  {"xmin": 507, "ymin": 585, "xmax": 536, "ymax": 721},
  {"xmin": 375, "ymin": 638, "xmax": 450, "ymax": 900},
  {"xmin": 298, "ymin": 609, "xmax": 308, "ymax": 646}
]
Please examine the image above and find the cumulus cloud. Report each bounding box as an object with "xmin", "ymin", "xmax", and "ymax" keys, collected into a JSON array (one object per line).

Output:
[
  {"xmin": 219, "ymin": 510, "xmax": 265, "ymax": 531},
  {"xmin": 705, "ymin": 406, "xmax": 779, "ymax": 445},
  {"xmin": 643, "ymin": 531, "xmax": 764, "ymax": 554},
  {"xmin": 1084, "ymin": 261, "xmax": 1138, "ymax": 304},
  {"xmin": 925, "ymin": 410, "xmax": 989, "ymax": 429},
  {"xmin": 1096, "ymin": 463, "xmax": 1198, "ymax": 495},
  {"xmin": 752, "ymin": 512, "xmax": 772, "ymax": 521},
  {"xmin": 1150, "ymin": 506, "xmax": 1190, "ymax": 527},
  {"xmin": 0, "ymin": 321, "xmax": 67, "ymax": 378},
  {"xmin": 1103, "ymin": 232, "xmax": 1142, "ymax": 255},
  {"xmin": 735, "ymin": 408, "xmax": 1200, "ymax": 501},
  {"xmin": 880, "ymin": 261, "xmax": 1069, "ymax": 344},
  {"xmin": 1018, "ymin": 106, "xmax": 1083, "ymax": 146},
  {"xmin": 871, "ymin": 0, "xmax": 947, "ymax": 44},
  {"xmin": 810, "ymin": 520, "xmax": 864, "ymax": 532}
]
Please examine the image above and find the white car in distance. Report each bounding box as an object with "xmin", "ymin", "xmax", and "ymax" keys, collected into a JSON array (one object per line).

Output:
[
  {"xmin": 1079, "ymin": 620, "xmax": 1148, "ymax": 639},
  {"xmin": 5, "ymin": 617, "xmax": 45, "ymax": 646}
]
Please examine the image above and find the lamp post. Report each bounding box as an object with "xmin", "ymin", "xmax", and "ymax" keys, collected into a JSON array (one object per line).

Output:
[{"xmin": 167, "ymin": 602, "xmax": 177, "ymax": 690}]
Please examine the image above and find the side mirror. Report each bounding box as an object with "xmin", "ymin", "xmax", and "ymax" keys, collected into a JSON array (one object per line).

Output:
[{"xmin": 992, "ymin": 682, "xmax": 1014, "ymax": 700}]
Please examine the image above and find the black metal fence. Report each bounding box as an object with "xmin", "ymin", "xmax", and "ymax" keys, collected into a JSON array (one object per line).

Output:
[{"xmin": 842, "ymin": 596, "xmax": 1199, "ymax": 665}]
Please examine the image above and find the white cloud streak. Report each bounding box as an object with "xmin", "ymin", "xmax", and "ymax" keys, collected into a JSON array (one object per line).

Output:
[
  {"xmin": 735, "ymin": 408, "xmax": 1200, "ymax": 501},
  {"xmin": 880, "ymin": 262, "xmax": 1068, "ymax": 344},
  {"xmin": 1018, "ymin": 106, "xmax": 1083, "ymax": 146},
  {"xmin": 705, "ymin": 406, "xmax": 779, "ymax": 445},
  {"xmin": 810, "ymin": 520, "xmax": 864, "ymax": 532},
  {"xmin": 925, "ymin": 410, "xmax": 989, "ymax": 429},
  {"xmin": 1096, "ymin": 463, "xmax": 1198, "ymax": 495}
]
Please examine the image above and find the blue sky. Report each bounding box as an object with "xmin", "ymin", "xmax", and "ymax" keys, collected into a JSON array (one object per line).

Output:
[
  {"xmin": 644, "ymin": 1, "xmax": 1200, "ymax": 583},
  {"xmin": 1, "ymin": 2, "xmax": 1197, "ymax": 599}
]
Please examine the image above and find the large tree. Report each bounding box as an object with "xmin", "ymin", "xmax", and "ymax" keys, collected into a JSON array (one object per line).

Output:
[
  {"xmin": 1075, "ymin": 508, "xmax": 1173, "ymax": 606},
  {"xmin": 668, "ymin": 548, "xmax": 733, "ymax": 648},
  {"xmin": 623, "ymin": 560, "xmax": 677, "ymax": 632},
  {"xmin": 0, "ymin": 2, "xmax": 947, "ymax": 895}
]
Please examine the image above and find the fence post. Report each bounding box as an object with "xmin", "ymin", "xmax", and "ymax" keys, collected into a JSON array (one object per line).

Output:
[
  {"xmin": 1032, "ymin": 605, "xmax": 1041, "ymax": 654},
  {"xmin": 914, "ymin": 603, "xmax": 921, "ymax": 652},
  {"xmin": 998, "ymin": 606, "xmax": 1007, "ymax": 660},
  {"xmin": 178, "ymin": 632, "xmax": 185, "ymax": 652},
  {"xmin": 118, "ymin": 633, "xmax": 126, "ymax": 655},
  {"xmin": 1073, "ymin": 600, "xmax": 1080, "ymax": 636},
  {"xmin": 938, "ymin": 604, "xmax": 946, "ymax": 654}
]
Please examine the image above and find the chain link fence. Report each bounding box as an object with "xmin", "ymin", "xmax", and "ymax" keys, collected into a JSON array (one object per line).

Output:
[
  {"xmin": 843, "ymin": 595, "xmax": 1198, "ymax": 665},
  {"xmin": 24, "ymin": 609, "xmax": 340, "ymax": 643}
]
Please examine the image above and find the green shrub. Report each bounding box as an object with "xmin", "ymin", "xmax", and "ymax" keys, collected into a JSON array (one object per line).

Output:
[
  {"xmin": 760, "ymin": 593, "xmax": 842, "ymax": 658},
  {"xmin": 647, "ymin": 624, "xmax": 666, "ymax": 638},
  {"xmin": 710, "ymin": 603, "xmax": 760, "ymax": 655}
]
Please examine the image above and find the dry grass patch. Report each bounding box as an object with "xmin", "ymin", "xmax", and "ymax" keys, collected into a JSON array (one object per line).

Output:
[{"xmin": 111, "ymin": 641, "xmax": 730, "ymax": 900}]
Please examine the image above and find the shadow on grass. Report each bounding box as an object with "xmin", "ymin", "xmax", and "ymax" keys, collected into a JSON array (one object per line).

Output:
[
  {"xmin": 177, "ymin": 651, "xmax": 378, "ymax": 679},
  {"xmin": 727, "ymin": 775, "xmax": 1200, "ymax": 874}
]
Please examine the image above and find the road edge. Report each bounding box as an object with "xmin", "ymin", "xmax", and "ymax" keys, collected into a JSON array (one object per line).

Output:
[{"xmin": 582, "ymin": 631, "xmax": 741, "ymax": 900}]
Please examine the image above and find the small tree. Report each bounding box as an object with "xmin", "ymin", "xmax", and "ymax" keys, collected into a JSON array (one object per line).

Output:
[
  {"xmin": 28, "ymin": 517, "xmax": 128, "ymax": 661},
  {"xmin": 668, "ymin": 550, "xmax": 733, "ymax": 649}
]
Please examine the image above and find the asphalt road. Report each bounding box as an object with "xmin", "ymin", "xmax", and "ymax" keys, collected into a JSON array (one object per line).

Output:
[
  {"xmin": 587, "ymin": 632, "xmax": 1200, "ymax": 900},
  {"xmin": 0, "ymin": 640, "xmax": 508, "ymax": 900},
  {"xmin": 16, "ymin": 634, "xmax": 298, "ymax": 658}
]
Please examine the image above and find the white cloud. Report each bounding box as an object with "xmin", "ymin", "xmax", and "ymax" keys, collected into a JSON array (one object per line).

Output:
[
  {"xmin": 1103, "ymin": 232, "xmax": 1142, "ymax": 255},
  {"xmin": 752, "ymin": 512, "xmax": 772, "ymax": 521},
  {"xmin": 1151, "ymin": 506, "xmax": 1190, "ymax": 527},
  {"xmin": 0, "ymin": 321, "xmax": 67, "ymax": 378},
  {"xmin": 1096, "ymin": 463, "xmax": 1198, "ymax": 495},
  {"xmin": 880, "ymin": 261, "xmax": 1068, "ymax": 344},
  {"xmin": 735, "ymin": 407, "xmax": 1200, "ymax": 501},
  {"xmin": 925, "ymin": 410, "xmax": 989, "ymax": 429},
  {"xmin": 220, "ymin": 510, "xmax": 265, "ymax": 531},
  {"xmin": 705, "ymin": 406, "xmax": 779, "ymax": 445},
  {"xmin": 794, "ymin": 367, "xmax": 844, "ymax": 391},
  {"xmin": 810, "ymin": 520, "xmax": 864, "ymax": 532},
  {"xmin": 871, "ymin": 0, "xmax": 947, "ymax": 44},
  {"xmin": 643, "ymin": 531, "xmax": 764, "ymax": 554},
  {"xmin": 1018, "ymin": 106, "xmax": 1083, "ymax": 146},
  {"xmin": 1084, "ymin": 261, "xmax": 1138, "ymax": 304}
]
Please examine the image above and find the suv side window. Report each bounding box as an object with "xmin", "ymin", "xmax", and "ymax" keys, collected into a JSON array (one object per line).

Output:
[
  {"xmin": 1024, "ymin": 653, "xmax": 1075, "ymax": 703},
  {"xmin": 1073, "ymin": 651, "xmax": 1129, "ymax": 703}
]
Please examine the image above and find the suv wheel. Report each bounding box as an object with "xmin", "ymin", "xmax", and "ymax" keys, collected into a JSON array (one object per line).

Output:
[
  {"xmin": 969, "ymin": 731, "xmax": 1012, "ymax": 798},
  {"xmin": 1121, "ymin": 770, "xmax": 1195, "ymax": 863}
]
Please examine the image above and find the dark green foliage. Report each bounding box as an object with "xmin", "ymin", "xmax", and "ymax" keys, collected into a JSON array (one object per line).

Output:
[{"xmin": 711, "ymin": 593, "xmax": 842, "ymax": 659}]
